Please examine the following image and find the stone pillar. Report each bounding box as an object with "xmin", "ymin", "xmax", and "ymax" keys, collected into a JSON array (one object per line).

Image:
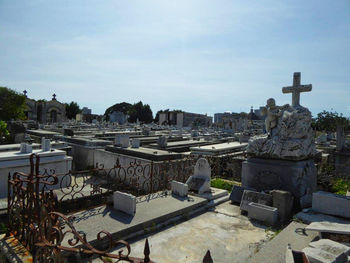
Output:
[{"xmin": 336, "ymin": 125, "xmax": 345, "ymax": 152}]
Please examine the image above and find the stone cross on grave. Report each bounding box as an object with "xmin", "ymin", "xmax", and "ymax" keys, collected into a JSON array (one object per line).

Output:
[
  {"xmin": 282, "ymin": 72, "xmax": 312, "ymax": 107},
  {"xmin": 52, "ymin": 93, "xmax": 56, "ymax": 100}
]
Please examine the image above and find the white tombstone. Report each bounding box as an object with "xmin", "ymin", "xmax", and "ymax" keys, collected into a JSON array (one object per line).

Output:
[
  {"xmin": 114, "ymin": 135, "xmax": 121, "ymax": 146},
  {"xmin": 20, "ymin": 143, "xmax": 27, "ymax": 154},
  {"xmin": 193, "ymin": 158, "xmax": 211, "ymax": 179},
  {"xmin": 20, "ymin": 143, "xmax": 33, "ymax": 154},
  {"xmin": 171, "ymin": 181, "xmax": 188, "ymax": 197},
  {"xmin": 131, "ymin": 138, "xmax": 140, "ymax": 148},
  {"xmin": 41, "ymin": 137, "xmax": 51, "ymax": 151},
  {"xmin": 186, "ymin": 158, "xmax": 211, "ymax": 194},
  {"xmin": 116, "ymin": 135, "xmax": 130, "ymax": 148},
  {"xmin": 157, "ymin": 136, "xmax": 168, "ymax": 148},
  {"xmin": 113, "ymin": 191, "xmax": 136, "ymax": 216},
  {"xmin": 26, "ymin": 144, "xmax": 32, "ymax": 153}
]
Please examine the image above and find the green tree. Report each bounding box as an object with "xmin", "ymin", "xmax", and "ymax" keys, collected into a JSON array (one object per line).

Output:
[
  {"xmin": 128, "ymin": 101, "xmax": 153, "ymax": 123},
  {"xmin": 0, "ymin": 121, "xmax": 10, "ymax": 144},
  {"xmin": 104, "ymin": 101, "xmax": 153, "ymax": 123},
  {"xmin": 104, "ymin": 102, "xmax": 133, "ymax": 121},
  {"xmin": 0, "ymin": 87, "xmax": 26, "ymax": 121},
  {"xmin": 65, "ymin": 101, "xmax": 82, "ymax": 119},
  {"xmin": 312, "ymin": 111, "xmax": 350, "ymax": 132}
]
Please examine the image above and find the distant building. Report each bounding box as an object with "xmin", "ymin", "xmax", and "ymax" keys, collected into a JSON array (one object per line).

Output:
[
  {"xmin": 214, "ymin": 112, "xmax": 232, "ymax": 124},
  {"xmin": 109, "ymin": 111, "xmax": 128, "ymax": 124},
  {"xmin": 158, "ymin": 111, "xmax": 212, "ymax": 128},
  {"xmin": 82, "ymin": 107, "xmax": 92, "ymax": 115},
  {"xmin": 24, "ymin": 92, "xmax": 66, "ymax": 123}
]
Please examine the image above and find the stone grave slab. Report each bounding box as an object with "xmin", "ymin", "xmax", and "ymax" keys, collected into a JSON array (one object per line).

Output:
[
  {"xmin": 312, "ymin": 191, "xmax": 350, "ymax": 219},
  {"xmin": 246, "ymin": 202, "xmax": 278, "ymax": 226},
  {"xmin": 240, "ymin": 190, "xmax": 273, "ymax": 212},
  {"xmin": 113, "ymin": 191, "xmax": 136, "ymax": 216},
  {"xmin": 302, "ymin": 239, "xmax": 349, "ymax": 263},
  {"xmin": 171, "ymin": 181, "xmax": 188, "ymax": 197},
  {"xmin": 186, "ymin": 158, "xmax": 211, "ymax": 194},
  {"xmin": 229, "ymin": 185, "xmax": 255, "ymax": 204}
]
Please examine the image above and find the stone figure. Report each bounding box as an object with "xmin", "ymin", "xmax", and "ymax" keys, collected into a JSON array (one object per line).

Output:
[
  {"xmin": 262, "ymin": 98, "xmax": 283, "ymax": 137},
  {"xmin": 247, "ymin": 73, "xmax": 316, "ymax": 160}
]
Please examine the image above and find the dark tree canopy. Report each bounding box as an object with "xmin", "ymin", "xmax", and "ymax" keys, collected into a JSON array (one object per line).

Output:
[
  {"xmin": 104, "ymin": 101, "xmax": 153, "ymax": 123},
  {"xmin": 0, "ymin": 87, "xmax": 26, "ymax": 121},
  {"xmin": 104, "ymin": 102, "xmax": 133, "ymax": 122},
  {"xmin": 312, "ymin": 111, "xmax": 350, "ymax": 132},
  {"xmin": 65, "ymin": 101, "xmax": 82, "ymax": 119}
]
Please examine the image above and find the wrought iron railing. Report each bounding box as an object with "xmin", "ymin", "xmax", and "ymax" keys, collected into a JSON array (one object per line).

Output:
[{"xmin": 7, "ymin": 154, "xmax": 154, "ymax": 263}]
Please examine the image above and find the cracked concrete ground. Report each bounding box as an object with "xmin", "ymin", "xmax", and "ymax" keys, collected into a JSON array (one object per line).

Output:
[{"xmin": 95, "ymin": 201, "xmax": 272, "ymax": 263}]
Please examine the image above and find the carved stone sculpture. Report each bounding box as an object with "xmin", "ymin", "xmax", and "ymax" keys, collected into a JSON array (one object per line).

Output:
[{"xmin": 247, "ymin": 73, "xmax": 316, "ymax": 161}]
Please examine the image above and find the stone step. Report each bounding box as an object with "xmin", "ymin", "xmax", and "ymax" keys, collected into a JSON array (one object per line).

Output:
[{"xmin": 190, "ymin": 187, "xmax": 229, "ymax": 201}]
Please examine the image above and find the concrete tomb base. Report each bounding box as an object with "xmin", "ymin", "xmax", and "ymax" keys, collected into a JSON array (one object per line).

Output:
[{"xmin": 242, "ymin": 158, "xmax": 317, "ymax": 208}]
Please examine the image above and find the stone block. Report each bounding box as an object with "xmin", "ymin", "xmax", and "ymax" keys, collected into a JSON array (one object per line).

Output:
[
  {"xmin": 157, "ymin": 136, "xmax": 167, "ymax": 148},
  {"xmin": 171, "ymin": 181, "xmax": 188, "ymax": 197},
  {"xmin": 229, "ymin": 185, "xmax": 255, "ymax": 204},
  {"xmin": 41, "ymin": 138, "xmax": 51, "ymax": 151},
  {"xmin": 270, "ymin": 190, "xmax": 294, "ymax": 222},
  {"xmin": 240, "ymin": 190, "xmax": 273, "ymax": 212},
  {"xmin": 305, "ymin": 221, "xmax": 350, "ymax": 236},
  {"xmin": 113, "ymin": 191, "xmax": 136, "ymax": 216},
  {"xmin": 246, "ymin": 202, "xmax": 278, "ymax": 226},
  {"xmin": 19, "ymin": 142, "xmax": 27, "ymax": 153},
  {"xmin": 312, "ymin": 191, "xmax": 350, "ymax": 219},
  {"xmin": 241, "ymin": 158, "xmax": 317, "ymax": 208},
  {"xmin": 26, "ymin": 144, "xmax": 32, "ymax": 153},
  {"xmin": 131, "ymin": 138, "xmax": 140, "ymax": 148},
  {"xmin": 303, "ymin": 239, "xmax": 349, "ymax": 263}
]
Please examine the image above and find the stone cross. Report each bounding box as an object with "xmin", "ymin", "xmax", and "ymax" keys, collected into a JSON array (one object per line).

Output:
[
  {"xmin": 282, "ymin": 72, "xmax": 312, "ymax": 107},
  {"xmin": 52, "ymin": 93, "xmax": 56, "ymax": 100},
  {"xmin": 23, "ymin": 90, "xmax": 27, "ymax": 97}
]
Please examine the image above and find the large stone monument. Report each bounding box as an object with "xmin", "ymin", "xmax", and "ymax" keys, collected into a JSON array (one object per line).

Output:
[{"xmin": 242, "ymin": 72, "xmax": 317, "ymax": 208}]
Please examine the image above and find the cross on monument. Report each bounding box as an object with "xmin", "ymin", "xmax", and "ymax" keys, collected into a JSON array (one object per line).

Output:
[
  {"xmin": 52, "ymin": 93, "xmax": 56, "ymax": 100},
  {"xmin": 23, "ymin": 90, "xmax": 27, "ymax": 97},
  {"xmin": 282, "ymin": 72, "xmax": 312, "ymax": 107}
]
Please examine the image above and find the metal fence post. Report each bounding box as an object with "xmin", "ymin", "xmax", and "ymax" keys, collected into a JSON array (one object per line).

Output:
[{"xmin": 150, "ymin": 161, "xmax": 153, "ymax": 193}]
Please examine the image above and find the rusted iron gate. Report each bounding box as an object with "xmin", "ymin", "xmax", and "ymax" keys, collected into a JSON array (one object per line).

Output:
[{"xmin": 7, "ymin": 153, "xmax": 154, "ymax": 263}]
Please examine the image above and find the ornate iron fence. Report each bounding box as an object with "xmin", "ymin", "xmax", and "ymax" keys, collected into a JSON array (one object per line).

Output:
[{"xmin": 7, "ymin": 154, "xmax": 154, "ymax": 263}]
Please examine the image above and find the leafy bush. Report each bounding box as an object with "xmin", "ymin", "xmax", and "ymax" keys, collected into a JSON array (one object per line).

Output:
[
  {"xmin": 211, "ymin": 178, "xmax": 237, "ymax": 192},
  {"xmin": 331, "ymin": 178, "xmax": 350, "ymax": 196}
]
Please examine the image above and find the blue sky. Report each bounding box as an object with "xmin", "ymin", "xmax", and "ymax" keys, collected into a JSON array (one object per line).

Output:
[{"xmin": 0, "ymin": 0, "xmax": 349, "ymax": 117}]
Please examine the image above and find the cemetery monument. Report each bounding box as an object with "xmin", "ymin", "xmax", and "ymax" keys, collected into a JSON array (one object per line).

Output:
[{"xmin": 242, "ymin": 72, "xmax": 317, "ymax": 208}]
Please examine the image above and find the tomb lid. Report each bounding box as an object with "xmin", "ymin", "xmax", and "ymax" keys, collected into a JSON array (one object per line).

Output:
[{"xmin": 105, "ymin": 145, "xmax": 183, "ymax": 161}]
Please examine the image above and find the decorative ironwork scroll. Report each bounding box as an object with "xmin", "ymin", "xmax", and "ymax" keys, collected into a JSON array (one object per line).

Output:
[
  {"xmin": 7, "ymin": 153, "xmax": 58, "ymax": 252},
  {"xmin": 7, "ymin": 154, "xmax": 154, "ymax": 263},
  {"xmin": 34, "ymin": 212, "xmax": 153, "ymax": 263}
]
